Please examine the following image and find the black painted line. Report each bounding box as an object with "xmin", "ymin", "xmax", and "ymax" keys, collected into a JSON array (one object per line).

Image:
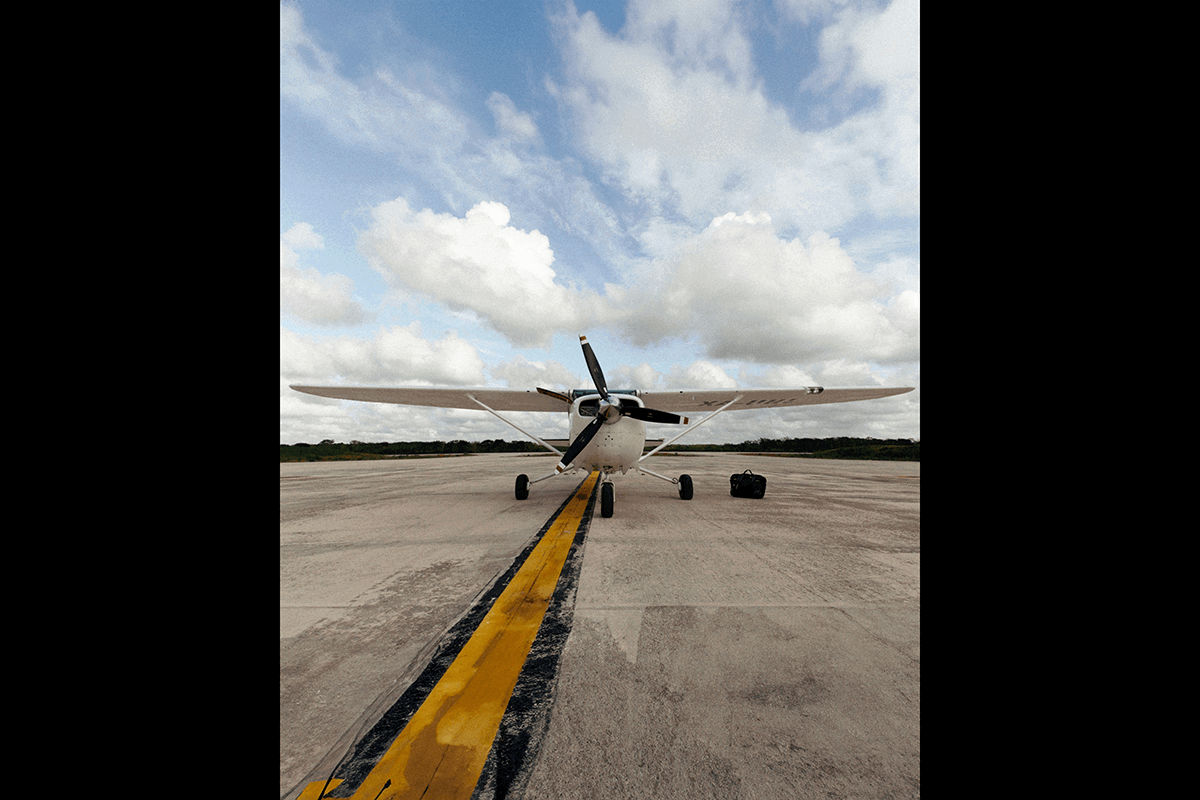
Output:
[
  {"xmin": 471, "ymin": 474, "xmax": 599, "ymax": 800},
  {"xmin": 311, "ymin": 476, "xmax": 598, "ymax": 799}
]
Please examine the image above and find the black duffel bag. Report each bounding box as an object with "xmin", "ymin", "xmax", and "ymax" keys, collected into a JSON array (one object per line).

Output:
[{"xmin": 729, "ymin": 470, "xmax": 766, "ymax": 498}]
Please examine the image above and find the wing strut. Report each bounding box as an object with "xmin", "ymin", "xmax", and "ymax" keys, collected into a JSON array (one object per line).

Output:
[
  {"xmin": 639, "ymin": 395, "xmax": 743, "ymax": 462},
  {"xmin": 466, "ymin": 394, "xmax": 564, "ymax": 456}
]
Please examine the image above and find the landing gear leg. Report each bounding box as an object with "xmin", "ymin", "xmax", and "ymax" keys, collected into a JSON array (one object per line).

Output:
[{"xmin": 635, "ymin": 465, "xmax": 694, "ymax": 501}]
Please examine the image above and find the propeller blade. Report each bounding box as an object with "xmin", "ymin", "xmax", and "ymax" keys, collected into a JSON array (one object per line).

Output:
[
  {"xmin": 623, "ymin": 406, "xmax": 689, "ymax": 425},
  {"xmin": 556, "ymin": 415, "xmax": 604, "ymax": 473},
  {"xmin": 537, "ymin": 387, "xmax": 572, "ymax": 404},
  {"xmin": 579, "ymin": 334, "xmax": 608, "ymax": 400}
]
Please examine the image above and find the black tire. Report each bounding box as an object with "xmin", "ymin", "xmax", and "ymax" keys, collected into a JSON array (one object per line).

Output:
[
  {"xmin": 601, "ymin": 482, "xmax": 614, "ymax": 517},
  {"xmin": 515, "ymin": 474, "xmax": 529, "ymax": 500},
  {"xmin": 678, "ymin": 474, "xmax": 693, "ymax": 500}
]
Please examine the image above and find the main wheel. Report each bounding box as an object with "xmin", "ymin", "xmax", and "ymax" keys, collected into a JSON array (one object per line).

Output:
[
  {"xmin": 515, "ymin": 474, "xmax": 529, "ymax": 500},
  {"xmin": 601, "ymin": 482, "xmax": 614, "ymax": 517},
  {"xmin": 678, "ymin": 474, "xmax": 693, "ymax": 500}
]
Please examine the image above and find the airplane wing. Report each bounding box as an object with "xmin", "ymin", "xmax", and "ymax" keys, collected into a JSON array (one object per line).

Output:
[
  {"xmin": 291, "ymin": 385, "xmax": 913, "ymax": 413},
  {"xmin": 637, "ymin": 386, "xmax": 914, "ymax": 413},
  {"xmin": 289, "ymin": 385, "xmax": 566, "ymax": 412}
]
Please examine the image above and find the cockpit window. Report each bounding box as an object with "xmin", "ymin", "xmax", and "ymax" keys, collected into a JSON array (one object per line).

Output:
[
  {"xmin": 574, "ymin": 392, "xmax": 641, "ymax": 416},
  {"xmin": 570, "ymin": 389, "xmax": 638, "ymax": 401}
]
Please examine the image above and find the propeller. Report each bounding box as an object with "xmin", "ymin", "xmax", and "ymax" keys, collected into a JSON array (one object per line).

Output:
[
  {"xmin": 555, "ymin": 415, "xmax": 606, "ymax": 473},
  {"xmin": 554, "ymin": 335, "xmax": 689, "ymax": 473}
]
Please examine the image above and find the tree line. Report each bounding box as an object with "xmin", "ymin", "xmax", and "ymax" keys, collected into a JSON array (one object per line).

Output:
[
  {"xmin": 672, "ymin": 436, "xmax": 917, "ymax": 453},
  {"xmin": 669, "ymin": 437, "xmax": 919, "ymax": 461},
  {"xmin": 280, "ymin": 439, "xmax": 544, "ymax": 461},
  {"xmin": 281, "ymin": 437, "xmax": 918, "ymax": 462}
]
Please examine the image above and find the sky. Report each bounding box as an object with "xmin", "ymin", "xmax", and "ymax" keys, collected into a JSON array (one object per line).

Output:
[{"xmin": 280, "ymin": 0, "xmax": 919, "ymax": 446}]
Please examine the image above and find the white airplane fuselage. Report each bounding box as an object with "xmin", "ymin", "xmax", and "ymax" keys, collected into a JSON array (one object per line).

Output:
[{"xmin": 567, "ymin": 394, "xmax": 645, "ymax": 474}]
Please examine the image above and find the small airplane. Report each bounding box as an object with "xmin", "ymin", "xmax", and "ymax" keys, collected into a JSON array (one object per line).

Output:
[{"xmin": 291, "ymin": 335, "xmax": 914, "ymax": 517}]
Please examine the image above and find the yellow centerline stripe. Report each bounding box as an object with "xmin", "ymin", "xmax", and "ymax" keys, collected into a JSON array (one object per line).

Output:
[{"xmin": 300, "ymin": 472, "xmax": 599, "ymax": 800}]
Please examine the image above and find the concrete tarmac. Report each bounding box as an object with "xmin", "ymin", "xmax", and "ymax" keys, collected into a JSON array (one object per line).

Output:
[{"xmin": 280, "ymin": 452, "xmax": 919, "ymax": 799}]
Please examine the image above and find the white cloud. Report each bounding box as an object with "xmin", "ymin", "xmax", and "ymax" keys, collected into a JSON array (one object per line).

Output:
[
  {"xmin": 621, "ymin": 213, "xmax": 918, "ymax": 365},
  {"xmin": 756, "ymin": 364, "xmax": 818, "ymax": 387},
  {"xmin": 281, "ymin": 3, "xmax": 626, "ymax": 266},
  {"xmin": 281, "ymin": 3, "xmax": 473, "ymax": 157},
  {"xmin": 774, "ymin": 0, "xmax": 852, "ymax": 26},
  {"xmin": 281, "ymin": 221, "xmax": 323, "ymax": 250},
  {"xmin": 805, "ymin": 0, "xmax": 920, "ymax": 216},
  {"xmin": 808, "ymin": 357, "xmax": 884, "ymax": 386},
  {"xmin": 487, "ymin": 92, "xmax": 539, "ymax": 141},
  {"xmin": 594, "ymin": 358, "xmax": 739, "ymax": 392},
  {"xmin": 849, "ymin": 0, "xmax": 920, "ymax": 90},
  {"xmin": 279, "ymin": 223, "xmax": 371, "ymax": 326},
  {"xmin": 348, "ymin": 199, "xmax": 916, "ymax": 368},
  {"xmin": 487, "ymin": 354, "xmax": 582, "ymax": 391},
  {"xmin": 281, "ymin": 324, "xmax": 486, "ymax": 386},
  {"xmin": 624, "ymin": 0, "xmax": 757, "ymax": 85},
  {"xmin": 552, "ymin": 0, "xmax": 919, "ymax": 231},
  {"xmin": 627, "ymin": 362, "xmax": 665, "ymax": 391},
  {"xmin": 358, "ymin": 199, "xmax": 609, "ymax": 347},
  {"xmin": 669, "ymin": 359, "xmax": 739, "ymax": 389},
  {"xmin": 554, "ymin": 7, "xmax": 810, "ymax": 222}
]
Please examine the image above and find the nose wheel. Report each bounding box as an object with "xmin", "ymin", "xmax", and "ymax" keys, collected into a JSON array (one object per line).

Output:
[{"xmin": 600, "ymin": 481, "xmax": 615, "ymax": 517}]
